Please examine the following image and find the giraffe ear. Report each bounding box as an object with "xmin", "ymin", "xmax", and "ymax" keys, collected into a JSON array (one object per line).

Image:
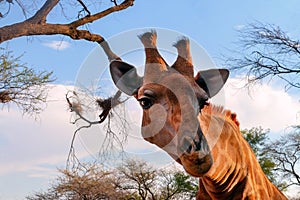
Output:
[
  {"xmin": 110, "ymin": 60, "xmax": 143, "ymax": 96},
  {"xmin": 195, "ymin": 69, "xmax": 229, "ymax": 98}
]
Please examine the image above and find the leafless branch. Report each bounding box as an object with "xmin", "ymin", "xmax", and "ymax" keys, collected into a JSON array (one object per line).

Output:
[
  {"xmin": 226, "ymin": 22, "xmax": 300, "ymax": 91},
  {"xmin": 76, "ymin": 0, "xmax": 91, "ymax": 17},
  {"xmin": 14, "ymin": 0, "xmax": 28, "ymax": 18},
  {"xmin": 264, "ymin": 130, "xmax": 300, "ymax": 188},
  {"xmin": 65, "ymin": 88, "xmax": 129, "ymax": 168},
  {"xmin": 0, "ymin": 0, "xmax": 135, "ymax": 43},
  {"xmin": 111, "ymin": 0, "xmax": 118, "ymax": 6}
]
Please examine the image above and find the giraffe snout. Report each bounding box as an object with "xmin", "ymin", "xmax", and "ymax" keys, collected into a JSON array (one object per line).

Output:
[{"xmin": 180, "ymin": 127, "xmax": 209, "ymax": 155}]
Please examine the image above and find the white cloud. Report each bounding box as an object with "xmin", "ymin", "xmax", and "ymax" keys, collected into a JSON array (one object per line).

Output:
[
  {"xmin": 0, "ymin": 85, "xmax": 74, "ymax": 176},
  {"xmin": 43, "ymin": 40, "xmax": 71, "ymax": 50},
  {"xmin": 0, "ymin": 85, "xmax": 78, "ymax": 199},
  {"xmin": 223, "ymin": 78, "xmax": 300, "ymax": 132},
  {"xmin": 234, "ymin": 24, "xmax": 246, "ymax": 30},
  {"xmin": 1, "ymin": 81, "xmax": 299, "ymax": 199}
]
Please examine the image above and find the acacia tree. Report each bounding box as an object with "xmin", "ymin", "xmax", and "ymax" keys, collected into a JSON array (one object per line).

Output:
[
  {"xmin": 117, "ymin": 159, "xmax": 158, "ymax": 200},
  {"xmin": 228, "ymin": 22, "xmax": 300, "ymax": 90},
  {"xmin": 0, "ymin": 0, "xmax": 134, "ymax": 158},
  {"xmin": 117, "ymin": 159, "xmax": 199, "ymax": 200},
  {"xmin": 26, "ymin": 163, "xmax": 130, "ymax": 200},
  {"xmin": 0, "ymin": 48, "xmax": 54, "ymax": 115},
  {"xmin": 26, "ymin": 160, "xmax": 199, "ymax": 200},
  {"xmin": 159, "ymin": 169, "xmax": 198, "ymax": 199}
]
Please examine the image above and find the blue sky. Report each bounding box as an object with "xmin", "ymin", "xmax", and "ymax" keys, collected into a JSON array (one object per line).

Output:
[
  {"xmin": 3, "ymin": 0, "xmax": 300, "ymax": 82},
  {"xmin": 1, "ymin": 0, "xmax": 300, "ymax": 199}
]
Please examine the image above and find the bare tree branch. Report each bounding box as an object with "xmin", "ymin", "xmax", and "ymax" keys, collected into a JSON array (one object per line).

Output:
[
  {"xmin": 27, "ymin": 0, "xmax": 59, "ymax": 24},
  {"xmin": 0, "ymin": 0, "xmax": 135, "ymax": 43},
  {"xmin": 76, "ymin": 0, "xmax": 91, "ymax": 16},
  {"xmin": 65, "ymin": 88, "xmax": 129, "ymax": 168},
  {"xmin": 264, "ymin": 129, "xmax": 300, "ymax": 188},
  {"xmin": 226, "ymin": 22, "xmax": 300, "ymax": 90}
]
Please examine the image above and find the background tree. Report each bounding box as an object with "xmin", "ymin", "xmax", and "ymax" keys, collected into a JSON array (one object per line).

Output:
[
  {"xmin": 228, "ymin": 22, "xmax": 300, "ymax": 90},
  {"xmin": 117, "ymin": 159, "xmax": 199, "ymax": 200},
  {"xmin": 264, "ymin": 128, "xmax": 300, "ymax": 189},
  {"xmin": 159, "ymin": 170, "xmax": 198, "ymax": 200},
  {"xmin": 117, "ymin": 159, "xmax": 158, "ymax": 200},
  {"xmin": 26, "ymin": 159, "xmax": 199, "ymax": 200},
  {"xmin": 0, "ymin": 48, "xmax": 54, "ymax": 115},
  {"xmin": 241, "ymin": 128, "xmax": 275, "ymax": 179},
  {"xmin": 26, "ymin": 163, "xmax": 130, "ymax": 200},
  {"xmin": 228, "ymin": 21, "xmax": 300, "ymax": 193},
  {"xmin": 241, "ymin": 127, "xmax": 287, "ymax": 190}
]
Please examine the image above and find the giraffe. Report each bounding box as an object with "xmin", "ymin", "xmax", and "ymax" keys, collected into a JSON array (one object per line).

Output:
[{"xmin": 109, "ymin": 31, "xmax": 287, "ymax": 199}]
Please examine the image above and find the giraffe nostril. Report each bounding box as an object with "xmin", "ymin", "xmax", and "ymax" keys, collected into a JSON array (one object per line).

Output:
[
  {"xmin": 186, "ymin": 144, "xmax": 193, "ymax": 154},
  {"xmin": 181, "ymin": 136, "xmax": 194, "ymax": 154},
  {"xmin": 180, "ymin": 128, "xmax": 206, "ymax": 154}
]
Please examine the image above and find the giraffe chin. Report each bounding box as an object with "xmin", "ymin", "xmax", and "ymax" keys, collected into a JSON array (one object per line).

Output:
[{"xmin": 180, "ymin": 151, "xmax": 213, "ymax": 177}]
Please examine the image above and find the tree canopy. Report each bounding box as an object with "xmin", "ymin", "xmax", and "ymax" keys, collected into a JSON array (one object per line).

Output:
[
  {"xmin": 0, "ymin": 48, "xmax": 54, "ymax": 115},
  {"xmin": 26, "ymin": 159, "xmax": 198, "ymax": 200}
]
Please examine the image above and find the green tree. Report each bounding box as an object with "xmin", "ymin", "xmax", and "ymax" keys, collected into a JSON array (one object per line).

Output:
[
  {"xmin": 0, "ymin": 48, "xmax": 54, "ymax": 115},
  {"xmin": 241, "ymin": 127, "xmax": 286, "ymax": 189},
  {"xmin": 159, "ymin": 170, "xmax": 198, "ymax": 199}
]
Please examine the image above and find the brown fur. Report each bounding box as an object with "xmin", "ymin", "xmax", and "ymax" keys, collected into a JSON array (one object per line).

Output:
[{"xmin": 197, "ymin": 104, "xmax": 287, "ymax": 200}]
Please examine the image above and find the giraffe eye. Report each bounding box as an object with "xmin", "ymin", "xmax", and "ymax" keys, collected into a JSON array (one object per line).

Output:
[{"xmin": 138, "ymin": 97, "xmax": 153, "ymax": 109}]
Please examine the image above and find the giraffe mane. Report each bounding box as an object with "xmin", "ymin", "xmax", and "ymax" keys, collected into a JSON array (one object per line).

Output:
[{"xmin": 201, "ymin": 103, "xmax": 240, "ymax": 127}]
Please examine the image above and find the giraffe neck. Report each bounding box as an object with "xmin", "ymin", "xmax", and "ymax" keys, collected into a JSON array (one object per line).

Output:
[
  {"xmin": 200, "ymin": 162, "xmax": 287, "ymax": 200},
  {"xmin": 201, "ymin": 165, "xmax": 248, "ymax": 199},
  {"xmin": 199, "ymin": 136, "xmax": 280, "ymax": 200},
  {"xmin": 198, "ymin": 105, "xmax": 287, "ymax": 200}
]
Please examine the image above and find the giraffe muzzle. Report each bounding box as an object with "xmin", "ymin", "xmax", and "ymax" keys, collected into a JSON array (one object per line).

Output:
[
  {"xmin": 179, "ymin": 126, "xmax": 213, "ymax": 177},
  {"xmin": 180, "ymin": 126, "xmax": 210, "ymax": 155}
]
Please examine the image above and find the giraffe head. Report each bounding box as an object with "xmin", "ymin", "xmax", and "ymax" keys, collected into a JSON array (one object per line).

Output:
[{"xmin": 109, "ymin": 31, "xmax": 229, "ymax": 177}]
